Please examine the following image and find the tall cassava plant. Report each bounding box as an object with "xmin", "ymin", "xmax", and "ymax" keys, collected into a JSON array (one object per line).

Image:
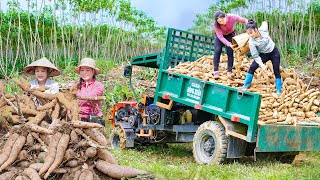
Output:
[{"xmin": 0, "ymin": 0, "xmax": 166, "ymax": 79}]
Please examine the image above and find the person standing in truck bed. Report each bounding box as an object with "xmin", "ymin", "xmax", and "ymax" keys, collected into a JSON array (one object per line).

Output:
[
  {"xmin": 213, "ymin": 10, "xmax": 248, "ymax": 78},
  {"xmin": 242, "ymin": 20, "xmax": 282, "ymax": 95}
]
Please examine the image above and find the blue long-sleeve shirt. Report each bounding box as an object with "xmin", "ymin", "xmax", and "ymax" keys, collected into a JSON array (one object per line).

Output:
[{"xmin": 248, "ymin": 21, "xmax": 275, "ymax": 68}]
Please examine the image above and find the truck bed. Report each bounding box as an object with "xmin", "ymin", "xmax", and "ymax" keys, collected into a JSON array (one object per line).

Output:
[{"xmin": 155, "ymin": 69, "xmax": 261, "ymax": 142}]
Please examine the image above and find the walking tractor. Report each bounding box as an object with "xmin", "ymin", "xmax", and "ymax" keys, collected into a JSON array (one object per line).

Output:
[{"xmin": 109, "ymin": 28, "xmax": 320, "ymax": 164}]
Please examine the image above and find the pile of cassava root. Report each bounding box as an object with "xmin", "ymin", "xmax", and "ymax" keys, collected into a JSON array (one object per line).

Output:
[
  {"xmin": 0, "ymin": 77, "xmax": 149, "ymax": 179},
  {"xmin": 168, "ymin": 54, "xmax": 320, "ymax": 125}
]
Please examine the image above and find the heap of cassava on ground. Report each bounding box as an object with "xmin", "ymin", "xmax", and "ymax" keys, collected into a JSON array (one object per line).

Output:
[
  {"xmin": 168, "ymin": 54, "xmax": 320, "ymax": 125},
  {"xmin": 0, "ymin": 77, "xmax": 149, "ymax": 179}
]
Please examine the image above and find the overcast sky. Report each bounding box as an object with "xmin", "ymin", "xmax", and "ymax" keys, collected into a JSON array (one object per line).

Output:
[{"xmin": 130, "ymin": 0, "xmax": 214, "ymax": 30}]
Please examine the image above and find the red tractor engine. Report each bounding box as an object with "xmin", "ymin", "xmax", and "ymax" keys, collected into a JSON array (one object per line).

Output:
[{"xmin": 108, "ymin": 101, "xmax": 138, "ymax": 128}]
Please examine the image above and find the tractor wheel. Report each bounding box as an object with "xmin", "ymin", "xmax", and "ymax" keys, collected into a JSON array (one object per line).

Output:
[
  {"xmin": 193, "ymin": 121, "xmax": 228, "ymax": 164},
  {"xmin": 110, "ymin": 126, "xmax": 126, "ymax": 149}
]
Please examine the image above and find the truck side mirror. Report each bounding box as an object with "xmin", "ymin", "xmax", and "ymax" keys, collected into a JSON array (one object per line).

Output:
[{"xmin": 123, "ymin": 65, "xmax": 132, "ymax": 77}]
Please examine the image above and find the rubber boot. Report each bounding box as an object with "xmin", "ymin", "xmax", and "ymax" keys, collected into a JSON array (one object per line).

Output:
[
  {"xmin": 242, "ymin": 73, "xmax": 253, "ymax": 89},
  {"xmin": 275, "ymin": 78, "xmax": 282, "ymax": 95}
]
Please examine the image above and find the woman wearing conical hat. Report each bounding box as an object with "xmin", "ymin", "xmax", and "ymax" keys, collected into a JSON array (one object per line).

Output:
[
  {"xmin": 23, "ymin": 57, "xmax": 60, "ymax": 94},
  {"xmin": 74, "ymin": 57, "xmax": 105, "ymax": 126}
]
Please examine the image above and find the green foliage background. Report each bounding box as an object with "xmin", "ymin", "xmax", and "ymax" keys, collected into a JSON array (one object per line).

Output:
[
  {"xmin": 0, "ymin": 0, "xmax": 318, "ymax": 79},
  {"xmin": 0, "ymin": 0, "xmax": 166, "ymax": 78}
]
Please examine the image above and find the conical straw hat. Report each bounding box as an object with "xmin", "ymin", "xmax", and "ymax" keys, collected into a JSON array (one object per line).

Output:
[
  {"xmin": 23, "ymin": 57, "xmax": 61, "ymax": 77},
  {"xmin": 75, "ymin": 58, "xmax": 100, "ymax": 75}
]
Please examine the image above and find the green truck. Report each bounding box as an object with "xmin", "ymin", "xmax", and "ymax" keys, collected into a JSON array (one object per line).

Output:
[{"xmin": 109, "ymin": 28, "xmax": 320, "ymax": 164}]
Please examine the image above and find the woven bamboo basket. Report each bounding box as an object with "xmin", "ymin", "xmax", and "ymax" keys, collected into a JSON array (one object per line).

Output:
[
  {"xmin": 238, "ymin": 43, "xmax": 250, "ymax": 56},
  {"xmin": 232, "ymin": 33, "xmax": 250, "ymax": 48}
]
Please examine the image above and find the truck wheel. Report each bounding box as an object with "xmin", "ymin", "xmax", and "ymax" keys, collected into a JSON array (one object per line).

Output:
[
  {"xmin": 110, "ymin": 126, "xmax": 126, "ymax": 149},
  {"xmin": 193, "ymin": 121, "xmax": 228, "ymax": 164}
]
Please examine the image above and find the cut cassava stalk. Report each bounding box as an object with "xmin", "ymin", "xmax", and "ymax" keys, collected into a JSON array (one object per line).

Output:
[{"xmin": 1, "ymin": 93, "xmax": 19, "ymax": 113}]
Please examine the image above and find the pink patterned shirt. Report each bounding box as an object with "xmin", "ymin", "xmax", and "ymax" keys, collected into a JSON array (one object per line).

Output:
[
  {"xmin": 214, "ymin": 14, "xmax": 247, "ymax": 46},
  {"xmin": 76, "ymin": 79, "xmax": 104, "ymax": 119}
]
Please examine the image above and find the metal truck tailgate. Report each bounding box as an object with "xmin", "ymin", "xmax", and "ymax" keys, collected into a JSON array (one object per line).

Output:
[{"xmin": 257, "ymin": 124, "xmax": 320, "ymax": 152}]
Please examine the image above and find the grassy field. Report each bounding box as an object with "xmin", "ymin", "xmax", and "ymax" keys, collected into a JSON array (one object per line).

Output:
[{"xmin": 109, "ymin": 143, "xmax": 320, "ymax": 180}]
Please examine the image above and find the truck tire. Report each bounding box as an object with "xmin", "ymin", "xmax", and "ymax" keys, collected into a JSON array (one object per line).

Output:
[
  {"xmin": 110, "ymin": 126, "xmax": 126, "ymax": 149},
  {"xmin": 193, "ymin": 121, "xmax": 228, "ymax": 164}
]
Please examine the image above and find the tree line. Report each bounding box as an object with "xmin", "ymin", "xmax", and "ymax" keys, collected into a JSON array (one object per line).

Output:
[{"xmin": 0, "ymin": 0, "xmax": 166, "ymax": 78}]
